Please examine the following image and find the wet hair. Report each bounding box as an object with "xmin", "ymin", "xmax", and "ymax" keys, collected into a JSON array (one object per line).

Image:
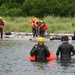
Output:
[{"xmin": 61, "ymin": 35, "xmax": 69, "ymax": 41}]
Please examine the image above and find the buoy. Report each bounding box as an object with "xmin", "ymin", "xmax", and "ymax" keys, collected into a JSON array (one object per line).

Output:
[
  {"xmin": 46, "ymin": 51, "xmax": 55, "ymax": 60},
  {"xmin": 28, "ymin": 56, "xmax": 35, "ymax": 61},
  {"xmin": 28, "ymin": 51, "xmax": 55, "ymax": 61}
]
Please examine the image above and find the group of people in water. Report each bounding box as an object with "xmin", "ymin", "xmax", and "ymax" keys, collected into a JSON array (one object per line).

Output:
[
  {"xmin": 30, "ymin": 36, "xmax": 75, "ymax": 62},
  {"xmin": 0, "ymin": 16, "xmax": 75, "ymax": 62},
  {"xmin": 30, "ymin": 17, "xmax": 48, "ymax": 37},
  {"xmin": 29, "ymin": 17, "xmax": 75, "ymax": 62}
]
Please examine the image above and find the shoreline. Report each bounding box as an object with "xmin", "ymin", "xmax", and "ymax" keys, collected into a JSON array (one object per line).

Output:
[
  {"xmin": 0, "ymin": 32, "xmax": 74, "ymax": 41},
  {"xmin": 3, "ymin": 32, "xmax": 74, "ymax": 36}
]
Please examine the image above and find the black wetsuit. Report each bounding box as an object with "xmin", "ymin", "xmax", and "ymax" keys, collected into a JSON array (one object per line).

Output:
[
  {"xmin": 0, "ymin": 21, "xmax": 4, "ymax": 39},
  {"xmin": 30, "ymin": 44, "xmax": 50, "ymax": 62},
  {"xmin": 32, "ymin": 20, "xmax": 38, "ymax": 38},
  {"xmin": 56, "ymin": 42, "xmax": 75, "ymax": 60},
  {"xmin": 32, "ymin": 26, "xmax": 38, "ymax": 37},
  {"xmin": 38, "ymin": 22, "xmax": 45, "ymax": 37}
]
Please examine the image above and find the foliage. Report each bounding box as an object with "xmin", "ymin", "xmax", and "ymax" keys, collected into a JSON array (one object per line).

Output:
[
  {"xmin": 0, "ymin": 0, "xmax": 75, "ymax": 17},
  {"xmin": 3, "ymin": 16, "xmax": 75, "ymax": 33}
]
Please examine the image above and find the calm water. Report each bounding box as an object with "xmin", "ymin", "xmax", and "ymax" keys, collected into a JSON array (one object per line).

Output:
[{"xmin": 0, "ymin": 39, "xmax": 75, "ymax": 75}]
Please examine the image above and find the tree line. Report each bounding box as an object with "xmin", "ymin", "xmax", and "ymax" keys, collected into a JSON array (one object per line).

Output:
[{"xmin": 0, "ymin": 0, "xmax": 75, "ymax": 18}]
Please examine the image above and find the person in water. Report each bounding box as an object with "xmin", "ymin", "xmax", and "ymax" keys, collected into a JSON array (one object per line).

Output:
[
  {"xmin": 56, "ymin": 35, "xmax": 75, "ymax": 60},
  {"xmin": 30, "ymin": 37, "xmax": 50, "ymax": 62}
]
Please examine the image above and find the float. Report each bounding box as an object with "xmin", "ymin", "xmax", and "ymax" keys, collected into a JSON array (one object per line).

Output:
[{"xmin": 28, "ymin": 51, "xmax": 55, "ymax": 61}]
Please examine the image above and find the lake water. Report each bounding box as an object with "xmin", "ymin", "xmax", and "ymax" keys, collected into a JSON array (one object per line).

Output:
[{"xmin": 0, "ymin": 39, "xmax": 75, "ymax": 75}]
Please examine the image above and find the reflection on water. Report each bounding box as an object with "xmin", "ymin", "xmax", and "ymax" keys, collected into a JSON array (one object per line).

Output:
[
  {"xmin": 31, "ymin": 60, "xmax": 55, "ymax": 70},
  {"xmin": 0, "ymin": 40, "xmax": 75, "ymax": 75},
  {"xmin": 55, "ymin": 58, "xmax": 75, "ymax": 75}
]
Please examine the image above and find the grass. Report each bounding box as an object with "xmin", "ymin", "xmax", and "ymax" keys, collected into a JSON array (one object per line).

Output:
[{"xmin": 3, "ymin": 16, "xmax": 75, "ymax": 34}]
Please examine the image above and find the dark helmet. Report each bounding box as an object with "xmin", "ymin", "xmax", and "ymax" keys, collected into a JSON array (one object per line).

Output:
[{"xmin": 61, "ymin": 35, "xmax": 69, "ymax": 41}]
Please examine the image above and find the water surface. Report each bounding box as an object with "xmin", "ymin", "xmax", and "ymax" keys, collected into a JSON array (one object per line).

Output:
[{"xmin": 0, "ymin": 40, "xmax": 75, "ymax": 75}]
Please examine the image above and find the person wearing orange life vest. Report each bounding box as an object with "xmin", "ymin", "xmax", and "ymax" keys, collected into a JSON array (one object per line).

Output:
[
  {"xmin": 38, "ymin": 19, "xmax": 47, "ymax": 37},
  {"xmin": 30, "ymin": 37, "xmax": 50, "ymax": 62},
  {"xmin": 30, "ymin": 17, "xmax": 39, "ymax": 38},
  {"xmin": 0, "ymin": 17, "xmax": 6, "ymax": 39}
]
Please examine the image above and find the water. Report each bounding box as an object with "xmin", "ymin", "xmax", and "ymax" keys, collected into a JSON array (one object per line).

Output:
[{"xmin": 0, "ymin": 40, "xmax": 75, "ymax": 75}]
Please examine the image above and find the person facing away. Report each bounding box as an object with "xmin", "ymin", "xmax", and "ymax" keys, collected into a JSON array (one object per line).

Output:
[
  {"xmin": 30, "ymin": 37, "xmax": 50, "ymax": 62},
  {"xmin": 0, "ymin": 17, "xmax": 4, "ymax": 39},
  {"xmin": 56, "ymin": 35, "xmax": 75, "ymax": 60}
]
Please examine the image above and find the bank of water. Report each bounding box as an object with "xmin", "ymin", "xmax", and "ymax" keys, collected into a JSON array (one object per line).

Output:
[{"xmin": 0, "ymin": 40, "xmax": 75, "ymax": 75}]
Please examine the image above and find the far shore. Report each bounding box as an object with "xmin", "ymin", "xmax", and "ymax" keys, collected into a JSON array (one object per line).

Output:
[
  {"xmin": 3, "ymin": 32, "xmax": 74, "ymax": 36},
  {"xmin": 3, "ymin": 16, "xmax": 75, "ymax": 33},
  {"xmin": 0, "ymin": 32, "xmax": 74, "ymax": 41}
]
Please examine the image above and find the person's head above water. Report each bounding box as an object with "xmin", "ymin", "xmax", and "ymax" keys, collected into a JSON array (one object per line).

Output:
[
  {"xmin": 38, "ymin": 37, "xmax": 45, "ymax": 42},
  {"xmin": 37, "ymin": 37, "xmax": 45, "ymax": 45},
  {"xmin": 61, "ymin": 35, "xmax": 69, "ymax": 41}
]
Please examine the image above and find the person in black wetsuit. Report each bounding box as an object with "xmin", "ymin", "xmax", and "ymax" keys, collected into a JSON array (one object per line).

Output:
[
  {"xmin": 30, "ymin": 17, "xmax": 39, "ymax": 38},
  {"xmin": 30, "ymin": 37, "xmax": 50, "ymax": 62},
  {"xmin": 38, "ymin": 19, "xmax": 46, "ymax": 37},
  {"xmin": 56, "ymin": 35, "xmax": 75, "ymax": 60},
  {"xmin": 0, "ymin": 17, "xmax": 4, "ymax": 39}
]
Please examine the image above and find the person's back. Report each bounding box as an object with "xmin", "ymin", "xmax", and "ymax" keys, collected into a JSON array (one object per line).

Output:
[
  {"xmin": 56, "ymin": 36, "xmax": 75, "ymax": 60},
  {"xmin": 57, "ymin": 42, "xmax": 74, "ymax": 59}
]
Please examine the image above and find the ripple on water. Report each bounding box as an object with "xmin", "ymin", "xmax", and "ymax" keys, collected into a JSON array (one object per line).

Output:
[{"xmin": 0, "ymin": 40, "xmax": 75, "ymax": 75}]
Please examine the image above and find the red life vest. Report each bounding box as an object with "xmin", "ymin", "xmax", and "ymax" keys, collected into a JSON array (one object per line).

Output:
[
  {"xmin": 44, "ymin": 24, "xmax": 48, "ymax": 30},
  {"xmin": 0, "ymin": 21, "xmax": 6, "ymax": 28}
]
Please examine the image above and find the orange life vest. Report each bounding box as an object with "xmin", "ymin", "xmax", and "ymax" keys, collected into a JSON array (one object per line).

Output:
[
  {"xmin": 30, "ymin": 19, "xmax": 38, "ymax": 27},
  {"xmin": 28, "ymin": 51, "xmax": 55, "ymax": 61},
  {"xmin": 0, "ymin": 21, "xmax": 6, "ymax": 28}
]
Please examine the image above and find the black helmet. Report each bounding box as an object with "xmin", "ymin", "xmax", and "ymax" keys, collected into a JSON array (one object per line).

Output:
[{"xmin": 61, "ymin": 35, "xmax": 69, "ymax": 41}]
